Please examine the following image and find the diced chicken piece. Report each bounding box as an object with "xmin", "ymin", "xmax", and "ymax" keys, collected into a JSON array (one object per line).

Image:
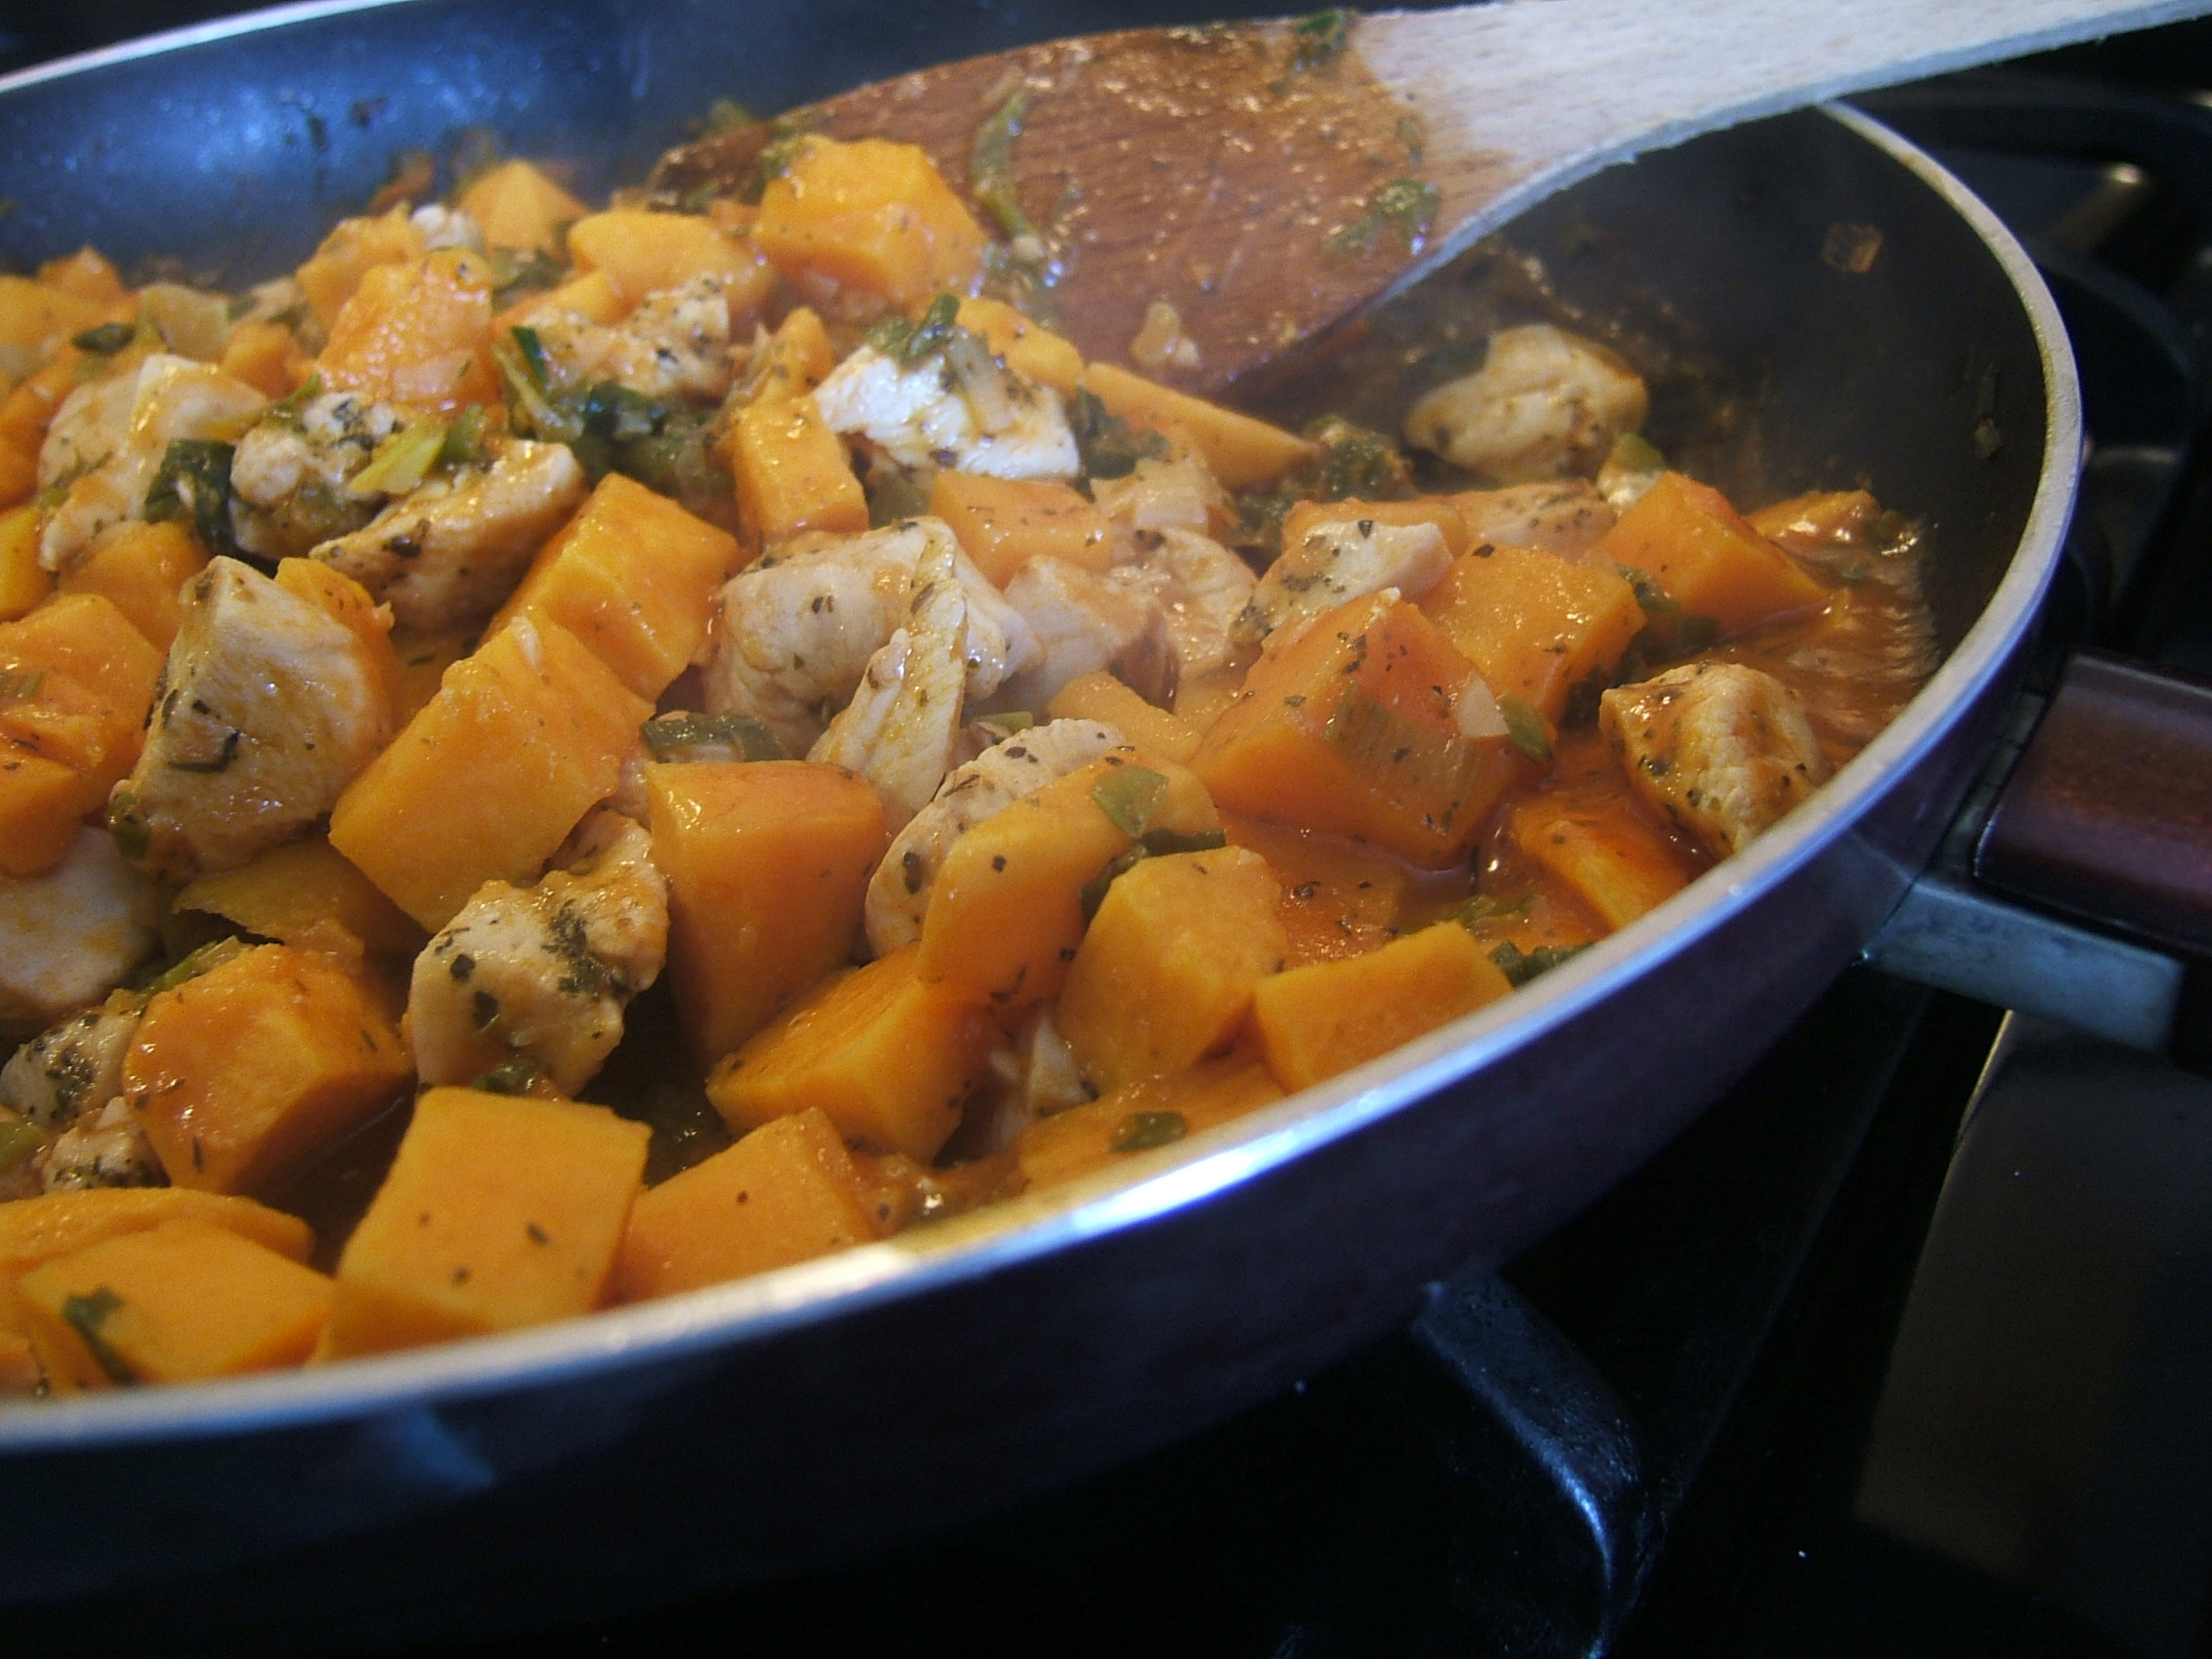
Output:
[
  {"xmin": 1091, "ymin": 453, "xmax": 1228, "ymax": 536},
  {"xmin": 410, "ymin": 203, "xmax": 484, "ymax": 252},
  {"xmin": 1600, "ymin": 662, "xmax": 1831, "ymax": 857},
  {"xmin": 702, "ymin": 516, "xmax": 1038, "ymax": 756},
  {"xmin": 231, "ymin": 275, "xmax": 318, "ymax": 338},
  {"xmin": 532, "ymin": 274, "xmax": 736, "ymax": 403},
  {"xmin": 864, "ymin": 717, "xmax": 1124, "ymax": 955},
  {"xmin": 1106, "ymin": 527, "xmax": 1258, "ymax": 684},
  {"xmin": 1404, "ymin": 325, "xmax": 1649, "ymax": 483},
  {"xmin": 0, "ymin": 991, "xmax": 143, "ymax": 1130},
  {"xmin": 38, "ymin": 354, "xmax": 269, "ymax": 571},
  {"xmin": 309, "ymin": 437, "xmax": 586, "ymax": 630},
  {"xmin": 113, "ymin": 557, "xmax": 393, "ymax": 882},
  {"xmin": 1000, "ymin": 556, "xmax": 1173, "ymax": 711},
  {"xmin": 813, "ymin": 342, "xmax": 1080, "ymax": 480},
  {"xmin": 409, "ymin": 809, "xmax": 669, "ymax": 1097},
  {"xmin": 37, "ymin": 1097, "xmax": 163, "ymax": 1192},
  {"xmin": 228, "ymin": 390, "xmax": 410, "ymax": 560},
  {"xmin": 1453, "ymin": 480, "xmax": 1619, "ymax": 558},
  {"xmin": 0, "ymin": 830, "xmax": 159, "ymax": 1033},
  {"xmin": 809, "ymin": 543, "xmax": 970, "ymax": 830},
  {"xmin": 1233, "ymin": 516, "xmax": 1450, "ymax": 648}
]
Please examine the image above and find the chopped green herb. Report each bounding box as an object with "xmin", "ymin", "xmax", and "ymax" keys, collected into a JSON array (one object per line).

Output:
[
  {"xmin": 70, "ymin": 321, "xmax": 136, "ymax": 355},
  {"xmin": 878, "ymin": 292, "xmax": 960, "ymax": 366},
  {"xmin": 1091, "ymin": 764, "xmax": 1170, "ymax": 837},
  {"xmin": 485, "ymin": 245, "xmax": 565, "ymax": 298},
  {"xmin": 0, "ymin": 670, "xmax": 43, "ymax": 702},
  {"xmin": 510, "ymin": 324, "xmax": 551, "ymax": 390},
  {"xmin": 440, "ymin": 405, "xmax": 491, "ymax": 468},
  {"xmin": 1617, "ymin": 565, "xmax": 1678, "ymax": 615},
  {"xmin": 1489, "ymin": 939, "xmax": 1591, "ymax": 988},
  {"xmin": 492, "ymin": 329, "xmax": 581, "ymax": 443},
  {"xmin": 971, "ymin": 90, "xmax": 1038, "ymax": 244},
  {"xmin": 107, "ymin": 790, "xmax": 149, "ymax": 863},
  {"xmin": 1496, "ymin": 692, "xmax": 1551, "ymax": 763},
  {"xmin": 474, "ymin": 1054, "xmax": 544, "ymax": 1096},
  {"xmin": 1233, "ymin": 416, "xmax": 1410, "ymax": 555},
  {"xmin": 61, "ymin": 1287, "xmax": 135, "ymax": 1386},
  {"xmin": 1068, "ymin": 387, "xmax": 1169, "ymax": 484},
  {"xmin": 976, "ymin": 711, "xmax": 1036, "ymax": 740},
  {"xmin": 1110, "ymin": 1109, "xmax": 1189, "ymax": 1153},
  {"xmin": 0, "ymin": 1119, "xmax": 42, "ymax": 1173},
  {"xmin": 1607, "ymin": 431, "xmax": 1665, "ymax": 475},
  {"xmin": 1456, "ymin": 891, "xmax": 1534, "ymax": 929},
  {"xmin": 1289, "ymin": 9, "xmax": 1349, "ymax": 69},
  {"xmin": 143, "ymin": 439, "xmax": 239, "ymax": 558},
  {"xmin": 268, "ymin": 372, "xmax": 325, "ymax": 426},
  {"xmin": 1327, "ymin": 177, "xmax": 1439, "ymax": 255},
  {"xmin": 1077, "ymin": 826, "xmax": 1227, "ymax": 920},
  {"xmin": 141, "ymin": 936, "xmax": 252, "ymax": 996},
  {"xmin": 346, "ymin": 418, "xmax": 448, "ymax": 499},
  {"xmin": 746, "ymin": 113, "xmax": 826, "ymax": 203},
  {"xmin": 640, "ymin": 710, "xmax": 786, "ymax": 763}
]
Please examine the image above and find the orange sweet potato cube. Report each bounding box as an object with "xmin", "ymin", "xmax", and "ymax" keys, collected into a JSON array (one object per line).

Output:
[
  {"xmin": 35, "ymin": 248, "xmax": 128, "ymax": 305},
  {"xmin": 1047, "ymin": 671, "xmax": 1200, "ymax": 764},
  {"xmin": 613, "ymin": 1108, "xmax": 879, "ymax": 1302},
  {"xmin": 566, "ymin": 209, "xmax": 777, "ymax": 322},
  {"xmin": 316, "ymin": 248, "xmax": 499, "ymax": 414},
  {"xmin": 743, "ymin": 307, "xmax": 836, "ymax": 403},
  {"xmin": 1191, "ymin": 591, "xmax": 1523, "ymax": 868},
  {"xmin": 322, "ymin": 1088, "xmax": 649, "ymax": 1358},
  {"xmin": 294, "ymin": 204, "xmax": 427, "ymax": 331},
  {"xmin": 1251, "ymin": 923, "xmax": 1513, "ymax": 1092},
  {"xmin": 1508, "ymin": 791, "xmax": 1695, "ymax": 932},
  {"xmin": 121, "ymin": 943, "xmax": 412, "ymax": 1195},
  {"xmin": 490, "ymin": 473, "xmax": 737, "ymax": 701},
  {"xmin": 707, "ymin": 944, "xmax": 993, "ymax": 1161},
  {"xmin": 1056, "ymin": 846, "xmax": 1287, "ymax": 1094},
  {"xmin": 1420, "ymin": 541, "xmax": 1644, "ymax": 725},
  {"xmin": 647, "ymin": 760, "xmax": 888, "ymax": 1066},
  {"xmin": 929, "ymin": 473, "xmax": 1114, "ymax": 586},
  {"xmin": 494, "ymin": 269, "xmax": 627, "ymax": 335},
  {"xmin": 1592, "ymin": 471, "xmax": 1825, "ymax": 638},
  {"xmin": 956, "ymin": 298, "xmax": 1083, "ymax": 395},
  {"xmin": 1011, "ymin": 1055, "xmax": 1284, "ymax": 1192},
  {"xmin": 457, "ymin": 159, "xmax": 589, "ymax": 256},
  {"xmin": 1080, "ymin": 363, "xmax": 1316, "ymax": 489},
  {"xmin": 329, "ymin": 617, "xmax": 652, "ymax": 930},
  {"xmin": 0, "ymin": 274, "xmax": 113, "ymax": 362},
  {"xmin": 218, "ymin": 318, "xmax": 315, "ymax": 399},
  {"xmin": 1219, "ymin": 811, "xmax": 1409, "ymax": 966},
  {"xmin": 755, "ymin": 137, "xmax": 987, "ymax": 311},
  {"xmin": 0, "ymin": 504, "xmax": 52, "ymax": 621},
  {"xmin": 0, "ymin": 751, "xmax": 101, "ymax": 877},
  {"xmin": 0, "ymin": 594, "xmax": 162, "ymax": 843},
  {"xmin": 0, "ymin": 440, "xmax": 35, "ymax": 513},
  {"xmin": 18, "ymin": 1219, "xmax": 332, "ymax": 1388},
  {"xmin": 172, "ymin": 835, "xmax": 426, "ymax": 960},
  {"xmin": 917, "ymin": 751, "xmax": 1219, "ymax": 1011},
  {"xmin": 56, "ymin": 520, "xmax": 208, "ymax": 652},
  {"xmin": 725, "ymin": 395, "xmax": 868, "ymax": 551}
]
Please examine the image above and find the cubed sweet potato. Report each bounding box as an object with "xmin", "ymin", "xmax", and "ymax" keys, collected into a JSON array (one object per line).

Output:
[
  {"xmin": 489, "ymin": 473, "xmax": 737, "ymax": 701},
  {"xmin": 218, "ymin": 318, "xmax": 315, "ymax": 400},
  {"xmin": 0, "ymin": 752, "xmax": 99, "ymax": 878},
  {"xmin": 456, "ymin": 159, "xmax": 589, "ymax": 256},
  {"xmin": 172, "ymin": 835, "xmax": 426, "ymax": 960},
  {"xmin": 321, "ymin": 1087, "xmax": 649, "ymax": 1358},
  {"xmin": 956, "ymin": 298, "xmax": 1084, "ymax": 395},
  {"xmin": 1250, "ymin": 923, "xmax": 1513, "ymax": 1091},
  {"xmin": 494, "ymin": 270, "xmax": 627, "ymax": 335},
  {"xmin": 316, "ymin": 248, "xmax": 499, "ymax": 414},
  {"xmin": 0, "ymin": 275, "xmax": 113, "ymax": 363},
  {"xmin": 121, "ymin": 942, "xmax": 412, "ymax": 1195},
  {"xmin": 0, "ymin": 440, "xmax": 35, "ymax": 513},
  {"xmin": 1507, "ymin": 791, "xmax": 1694, "ymax": 931},
  {"xmin": 1419, "ymin": 541, "xmax": 1644, "ymax": 725},
  {"xmin": 1592, "ymin": 471, "xmax": 1825, "ymax": 637},
  {"xmin": 19, "ymin": 1218, "xmax": 332, "ymax": 1388},
  {"xmin": 613, "ymin": 1108, "xmax": 878, "ymax": 1302},
  {"xmin": 35, "ymin": 248, "xmax": 129, "ymax": 305},
  {"xmin": 1191, "ymin": 590, "xmax": 1522, "ymax": 868},
  {"xmin": 1056, "ymin": 846, "xmax": 1287, "ymax": 1094},
  {"xmin": 1047, "ymin": 671, "xmax": 1200, "ymax": 764},
  {"xmin": 647, "ymin": 760, "xmax": 888, "ymax": 1066},
  {"xmin": 707, "ymin": 944, "xmax": 993, "ymax": 1161},
  {"xmin": 0, "ymin": 504, "xmax": 52, "ymax": 621},
  {"xmin": 294, "ymin": 204, "xmax": 428, "ymax": 332},
  {"xmin": 565, "ymin": 209, "xmax": 777, "ymax": 322},
  {"xmin": 754, "ymin": 137, "xmax": 987, "ymax": 311},
  {"xmin": 742, "ymin": 307, "xmax": 836, "ymax": 403},
  {"xmin": 1220, "ymin": 810, "xmax": 1409, "ymax": 966},
  {"xmin": 929, "ymin": 472, "xmax": 1113, "ymax": 586},
  {"xmin": 329, "ymin": 617, "xmax": 653, "ymax": 930},
  {"xmin": 917, "ymin": 750, "xmax": 1219, "ymax": 1011},
  {"xmin": 1011, "ymin": 1054, "xmax": 1284, "ymax": 1192},
  {"xmin": 1080, "ymin": 363, "xmax": 1315, "ymax": 489},
  {"xmin": 725, "ymin": 395, "xmax": 868, "ymax": 553},
  {"xmin": 55, "ymin": 520, "xmax": 208, "ymax": 652}
]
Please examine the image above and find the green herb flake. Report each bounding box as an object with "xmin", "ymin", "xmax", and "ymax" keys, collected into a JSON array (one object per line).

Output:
[
  {"xmin": 1327, "ymin": 177, "xmax": 1439, "ymax": 256},
  {"xmin": 1608, "ymin": 431, "xmax": 1665, "ymax": 475},
  {"xmin": 107, "ymin": 790, "xmax": 150, "ymax": 863},
  {"xmin": 976, "ymin": 711, "xmax": 1036, "ymax": 739},
  {"xmin": 1617, "ymin": 565, "xmax": 1679, "ymax": 615},
  {"xmin": 1068, "ymin": 387, "xmax": 1169, "ymax": 484},
  {"xmin": 1091, "ymin": 764, "xmax": 1170, "ymax": 838},
  {"xmin": 971, "ymin": 90, "xmax": 1038, "ymax": 244},
  {"xmin": 1289, "ymin": 9, "xmax": 1349, "ymax": 70},
  {"xmin": 439, "ymin": 405, "xmax": 491, "ymax": 468},
  {"xmin": 510, "ymin": 324, "xmax": 551, "ymax": 391},
  {"xmin": 268, "ymin": 372, "xmax": 325, "ymax": 426},
  {"xmin": 898, "ymin": 293, "xmax": 960, "ymax": 366},
  {"xmin": 70, "ymin": 321, "xmax": 136, "ymax": 355},
  {"xmin": 1456, "ymin": 891, "xmax": 1534, "ymax": 930},
  {"xmin": 142, "ymin": 936, "xmax": 251, "ymax": 996},
  {"xmin": 0, "ymin": 670, "xmax": 43, "ymax": 702},
  {"xmin": 639, "ymin": 710, "xmax": 786, "ymax": 763},
  {"xmin": 1489, "ymin": 939, "xmax": 1591, "ymax": 989},
  {"xmin": 346, "ymin": 418, "xmax": 449, "ymax": 499},
  {"xmin": 1496, "ymin": 692, "xmax": 1552, "ymax": 763},
  {"xmin": 492, "ymin": 329, "xmax": 581, "ymax": 444},
  {"xmin": 143, "ymin": 439, "xmax": 239, "ymax": 557},
  {"xmin": 746, "ymin": 113, "xmax": 826, "ymax": 203},
  {"xmin": 0, "ymin": 1119, "xmax": 42, "ymax": 1174},
  {"xmin": 61, "ymin": 1287, "xmax": 137, "ymax": 1386},
  {"xmin": 474, "ymin": 1054, "xmax": 544, "ymax": 1096},
  {"xmin": 1110, "ymin": 1109, "xmax": 1189, "ymax": 1153},
  {"xmin": 1139, "ymin": 826, "xmax": 1226, "ymax": 858}
]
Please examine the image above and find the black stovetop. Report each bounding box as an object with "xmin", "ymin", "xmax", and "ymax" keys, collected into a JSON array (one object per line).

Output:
[{"xmin": 12, "ymin": 11, "xmax": 2212, "ymax": 1657}]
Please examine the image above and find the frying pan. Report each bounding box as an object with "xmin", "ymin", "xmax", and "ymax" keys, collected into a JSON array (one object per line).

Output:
[{"xmin": 0, "ymin": 0, "xmax": 2084, "ymax": 1642}]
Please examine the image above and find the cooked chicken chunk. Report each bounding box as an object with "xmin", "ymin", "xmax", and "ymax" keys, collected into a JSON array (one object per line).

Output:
[
  {"xmin": 0, "ymin": 830, "xmax": 159, "ymax": 1034},
  {"xmin": 309, "ymin": 437, "xmax": 586, "ymax": 630},
  {"xmin": 812, "ymin": 342, "xmax": 1079, "ymax": 479},
  {"xmin": 703, "ymin": 517, "xmax": 1038, "ymax": 756},
  {"xmin": 1234, "ymin": 516, "xmax": 1451, "ymax": 649},
  {"xmin": 1105, "ymin": 527, "xmax": 1257, "ymax": 683},
  {"xmin": 409, "ymin": 810, "xmax": 669, "ymax": 1097},
  {"xmin": 38, "ymin": 354, "xmax": 268, "ymax": 571},
  {"xmin": 864, "ymin": 717, "xmax": 1124, "ymax": 955},
  {"xmin": 410, "ymin": 203, "xmax": 484, "ymax": 252},
  {"xmin": 0, "ymin": 991, "xmax": 142, "ymax": 1131},
  {"xmin": 1404, "ymin": 324, "xmax": 1649, "ymax": 483},
  {"xmin": 38, "ymin": 1097, "xmax": 162, "ymax": 1192},
  {"xmin": 1601, "ymin": 662, "xmax": 1831, "ymax": 857},
  {"xmin": 1090, "ymin": 454, "xmax": 1227, "ymax": 535},
  {"xmin": 1452, "ymin": 480, "xmax": 1619, "ymax": 558},
  {"xmin": 1000, "ymin": 556, "xmax": 1172, "ymax": 711},
  {"xmin": 809, "ymin": 542, "xmax": 971, "ymax": 830},
  {"xmin": 228, "ymin": 390, "xmax": 409, "ymax": 560},
  {"xmin": 531, "ymin": 274, "xmax": 736, "ymax": 403},
  {"xmin": 112, "ymin": 557, "xmax": 393, "ymax": 882}
]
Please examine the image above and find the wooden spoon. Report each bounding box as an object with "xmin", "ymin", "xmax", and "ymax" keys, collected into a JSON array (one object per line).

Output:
[{"xmin": 657, "ymin": 0, "xmax": 2204, "ymax": 395}]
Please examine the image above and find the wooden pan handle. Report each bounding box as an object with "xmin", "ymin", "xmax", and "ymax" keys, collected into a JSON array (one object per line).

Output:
[{"xmin": 1977, "ymin": 649, "xmax": 2212, "ymax": 958}]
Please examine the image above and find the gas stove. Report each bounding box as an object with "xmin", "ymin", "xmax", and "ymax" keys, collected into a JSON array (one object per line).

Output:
[{"xmin": 9, "ymin": 13, "xmax": 2212, "ymax": 1657}]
